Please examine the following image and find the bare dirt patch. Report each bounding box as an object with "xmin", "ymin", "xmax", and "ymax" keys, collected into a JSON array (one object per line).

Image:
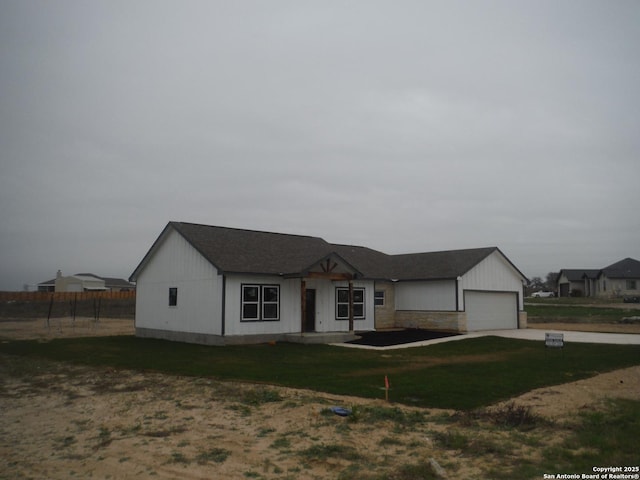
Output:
[
  {"xmin": 494, "ymin": 365, "xmax": 640, "ymax": 421},
  {"xmin": 0, "ymin": 316, "xmax": 134, "ymax": 340}
]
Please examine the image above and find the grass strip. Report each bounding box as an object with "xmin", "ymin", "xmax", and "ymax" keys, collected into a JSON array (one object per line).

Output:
[{"xmin": 1, "ymin": 335, "xmax": 638, "ymax": 410}]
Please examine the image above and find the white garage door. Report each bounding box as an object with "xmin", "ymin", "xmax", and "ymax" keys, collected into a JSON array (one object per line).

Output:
[{"xmin": 465, "ymin": 291, "xmax": 517, "ymax": 331}]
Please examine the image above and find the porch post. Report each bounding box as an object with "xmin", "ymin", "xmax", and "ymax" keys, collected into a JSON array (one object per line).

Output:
[
  {"xmin": 348, "ymin": 279, "xmax": 354, "ymax": 333},
  {"xmin": 300, "ymin": 279, "xmax": 306, "ymax": 333}
]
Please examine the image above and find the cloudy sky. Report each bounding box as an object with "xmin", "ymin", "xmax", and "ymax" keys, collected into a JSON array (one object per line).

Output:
[{"xmin": 1, "ymin": 0, "xmax": 639, "ymax": 290}]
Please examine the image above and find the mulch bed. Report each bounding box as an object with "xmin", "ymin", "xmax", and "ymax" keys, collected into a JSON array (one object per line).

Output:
[{"xmin": 349, "ymin": 328, "xmax": 460, "ymax": 347}]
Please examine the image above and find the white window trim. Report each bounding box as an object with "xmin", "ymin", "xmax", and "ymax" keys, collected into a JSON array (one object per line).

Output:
[
  {"xmin": 262, "ymin": 285, "xmax": 280, "ymax": 320},
  {"xmin": 335, "ymin": 287, "xmax": 365, "ymax": 320},
  {"xmin": 374, "ymin": 290, "xmax": 385, "ymax": 307},
  {"xmin": 241, "ymin": 284, "xmax": 280, "ymax": 322}
]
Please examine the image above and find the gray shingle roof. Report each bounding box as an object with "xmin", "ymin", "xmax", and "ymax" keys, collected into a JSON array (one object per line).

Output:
[
  {"xmin": 329, "ymin": 244, "xmax": 392, "ymax": 279},
  {"xmin": 131, "ymin": 222, "xmax": 524, "ymax": 282},
  {"xmin": 171, "ymin": 222, "xmax": 334, "ymax": 276},
  {"xmin": 601, "ymin": 258, "xmax": 640, "ymax": 279},
  {"xmin": 560, "ymin": 269, "xmax": 601, "ymax": 282},
  {"xmin": 388, "ymin": 247, "xmax": 499, "ymax": 280}
]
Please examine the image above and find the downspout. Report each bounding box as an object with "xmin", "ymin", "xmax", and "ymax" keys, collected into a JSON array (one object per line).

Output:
[
  {"xmin": 348, "ymin": 279, "xmax": 354, "ymax": 333},
  {"xmin": 221, "ymin": 274, "xmax": 226, "ymax": 336},
  {"xmin": 301, "ymin": 279, "xmax": 306, "ymax": 334}
]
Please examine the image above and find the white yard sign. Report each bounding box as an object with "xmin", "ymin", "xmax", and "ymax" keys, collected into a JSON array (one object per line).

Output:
[{"xmin": 545, "ymin": 332, "xmax": 564, "ymax": 348}]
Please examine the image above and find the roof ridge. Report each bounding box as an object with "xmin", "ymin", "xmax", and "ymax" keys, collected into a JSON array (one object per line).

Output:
[
  {"xmin": 172, "ymin": 221, "xmax": 326, "ymax": 241},
  {"xmin": 390, "ymin": 246, "xmax": 497, "ymax": 258}
]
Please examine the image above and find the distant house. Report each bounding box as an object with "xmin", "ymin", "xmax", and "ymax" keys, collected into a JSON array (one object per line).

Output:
[
  {"xmin": 596, "ymin": 258, "xmax": 640, "ymax": 298},
  {"xmin": 557, "ymin": 269, "xmax": 600, "ymax": 297},
  {"xmin": 557, "ymin": 258, "xmax": 640, "ymax": 298},
  {"xmin": 130, "ymin": 222, "xmax": 528, "ymax": 346},
  {"xmin": 37, "ymin": 271, "xmax": 135, "ymax": 292}
]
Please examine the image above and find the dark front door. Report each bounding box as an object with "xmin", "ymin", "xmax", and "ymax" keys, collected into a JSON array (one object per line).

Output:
[{"xmin": 304, "ymin": 289, "xmax": 316, "ymax": 332}]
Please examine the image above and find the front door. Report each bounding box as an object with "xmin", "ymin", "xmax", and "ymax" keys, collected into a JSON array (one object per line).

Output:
[{"xmin": 304, "ymin": 289, "xmax": 316, "ymax": 332}]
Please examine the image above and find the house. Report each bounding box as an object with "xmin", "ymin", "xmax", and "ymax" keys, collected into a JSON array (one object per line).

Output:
[
  {"xmin": 130, "ymin": 222, "xmax": 528, "ymax": 345},
  {"xmin": 556, "ymin": 258, "xmax": 640, "ymax": 298},
  {"xmin": 596, "ymin": 258, "xmax": 640, "ymax": 298},
  {"xmin": 37, "ymin": 271, "xmax": 135, "ymax": 292},
  {"xmin": 557, "ymin": 269, "xmax": 600, "ymax": 297}
]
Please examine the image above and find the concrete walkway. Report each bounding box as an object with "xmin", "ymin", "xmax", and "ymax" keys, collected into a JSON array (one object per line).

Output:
[{"xmin": 335, "ymin": 328, "xmax": 640, "ymax": 351}]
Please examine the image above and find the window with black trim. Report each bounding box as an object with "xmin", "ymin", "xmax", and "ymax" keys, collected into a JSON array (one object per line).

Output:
[
  {"xmin": 169, "ymin": 287, "xmax": 178, "ymax": 307},
  {"xmin": 627, "ymin": 280, "xmax": 637, "ymax": 290},
  {"xmin": 336, "ymin": 287, "xmax": 365, "ymax": 320},
  {"xmin": 374, "ymin": 290, "xmax": 385, "ymax": 306},
  {"xmin": 241, "ymin": 284, "xmax": 280, "ymax": 321}
]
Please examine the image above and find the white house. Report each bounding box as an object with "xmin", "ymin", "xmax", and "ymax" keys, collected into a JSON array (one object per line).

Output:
[
  {"xmin": 130, "ymin": 222, "xmax": 528, "ymax": 345},
  {"xmin": 38, "ymin": 271, "xmax": 135, "ymax": 292},
  {"xmin": 55, "ymin": 271, "xmax": 106, "ymax": 292}
]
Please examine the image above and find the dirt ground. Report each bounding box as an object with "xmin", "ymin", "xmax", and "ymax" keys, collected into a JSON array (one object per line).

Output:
[
  {"xmin": 1, "ymin": 318, "xmax": 639, "ymax": 479},
  {"xmin": 0, "ymin": 316, "xmax": 136, "ymax": 340}
]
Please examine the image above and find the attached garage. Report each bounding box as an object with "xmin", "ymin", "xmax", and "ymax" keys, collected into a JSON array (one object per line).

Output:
[
  {"xmin": 464, "ymin": 290, "xmax": 518, "ymax": 331},
  {"xmin": 387, "ymin": 247, "xmax": 527, "ymax": 333}
]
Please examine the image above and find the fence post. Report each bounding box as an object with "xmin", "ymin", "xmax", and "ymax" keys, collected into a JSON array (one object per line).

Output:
[
  {"xmin": 47, "ymin": 294, "xmax": 54, "ymax": 330},
  {"xmin": 72, "ymin": 293, "xmax": 77, "ymax": 328}
]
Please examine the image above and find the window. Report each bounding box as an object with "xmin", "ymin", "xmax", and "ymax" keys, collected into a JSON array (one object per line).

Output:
[
  {"xmin": 241, "ymin": 284, "xmax": 280, "ymax": 321},
  {"xmin": 336, "ymin": 287, "xmax": 365, "ymax": 320},
  {"xmin": 627, "ymin": 280, "xmax": 637, "ymax": 290},
  {"xmin": 242, "ymin": 285, "xmax": 259, "ymax": 320},
  {"xmin": 168, "ymin": 287, "xmax": 178, "ymax": 307},
  {"xmin": 374, "ymin": 290, "xmax": 385, "ymax": 306},
  {"xmin": 262, "ymin": 286, "xmax": 279, "ymax": 319}
]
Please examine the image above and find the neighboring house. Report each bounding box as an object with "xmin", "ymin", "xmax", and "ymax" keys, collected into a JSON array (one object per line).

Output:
[
  {"xmin": 130, "ymin": 222, "xmax": 528, "ymax": 346},
  {"xmin": 37, "ymin": 271, "xmax": 135, "ymax": 292},
  {"xmin": 557, "ymin": 269, "xmax": 600, "ymax": 297},
  {"xmin": 596, "ymin": 258, "xmax": 640, "ymax": 298},
  {"xmin": 556, "ymin": 258, "xmax": 640, "ymax": 298}
]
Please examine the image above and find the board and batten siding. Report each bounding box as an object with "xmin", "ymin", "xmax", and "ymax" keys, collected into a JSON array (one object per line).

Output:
[
  {"xmin": 320, "ymin": 280, "xmax": 375, "ymax": 333},
  {"xmin": 223, "ymin": 277, "xmax": 375, "ymax": 335},
  {"xmin": 135, "ymin": 229, "xmax": 223, "ymax": 336},
  {"xmin": 458, "ymin": 251, "xmax": 525, "ymax": 310},
  {"xmin": 394, "ymin": 280, "xmax": 456, "ymax": 311},
  {"xmin": 223, "ymin": 275, "xmax": 300, "ymax": 336}
]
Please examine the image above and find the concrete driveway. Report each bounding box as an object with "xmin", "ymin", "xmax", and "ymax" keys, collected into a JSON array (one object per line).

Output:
[
  {"xmin": 337, "ymin": 328, "xmax": 640, "ymax": 350},
  {"xmin": 468, "ymin": 329, "xmax": 640, "ymax": 345}
]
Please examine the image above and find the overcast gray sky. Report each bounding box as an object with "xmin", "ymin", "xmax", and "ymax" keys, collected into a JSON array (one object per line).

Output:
[{"xmin": 1, "ymin": 0, "xmax": 639, "ymax": 290}]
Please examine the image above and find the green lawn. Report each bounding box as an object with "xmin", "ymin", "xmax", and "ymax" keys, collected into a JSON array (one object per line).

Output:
[
  {"xmin": 2, "ymin": 335, "xmax": 639, "ymax": 410},
  {"xmin": 525, "ymin": 303, "xmax": 640, "ymax": 321}
]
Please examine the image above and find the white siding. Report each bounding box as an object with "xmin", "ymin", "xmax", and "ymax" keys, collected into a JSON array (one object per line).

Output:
[
  {"xmin": 224, "ymin": 275, "xmax": 300, "ymax": 336},
  {"xmin": 317, "ymin": 280, "xmax": 375, "ymax": 332},
  {"xmin": 135, "ymin": 229, "xmax": 223, "ymax": 335},
  {"xmin": 395, "ymin": 280, "xmax": 456, "ymax": 311},
  {"xmin": 222, "ymin": 277, "xmax": 375, "ymax": 335},
  {"xmin": 459, "ymin": 251, "xmax": 525, "ymax": 310}
]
